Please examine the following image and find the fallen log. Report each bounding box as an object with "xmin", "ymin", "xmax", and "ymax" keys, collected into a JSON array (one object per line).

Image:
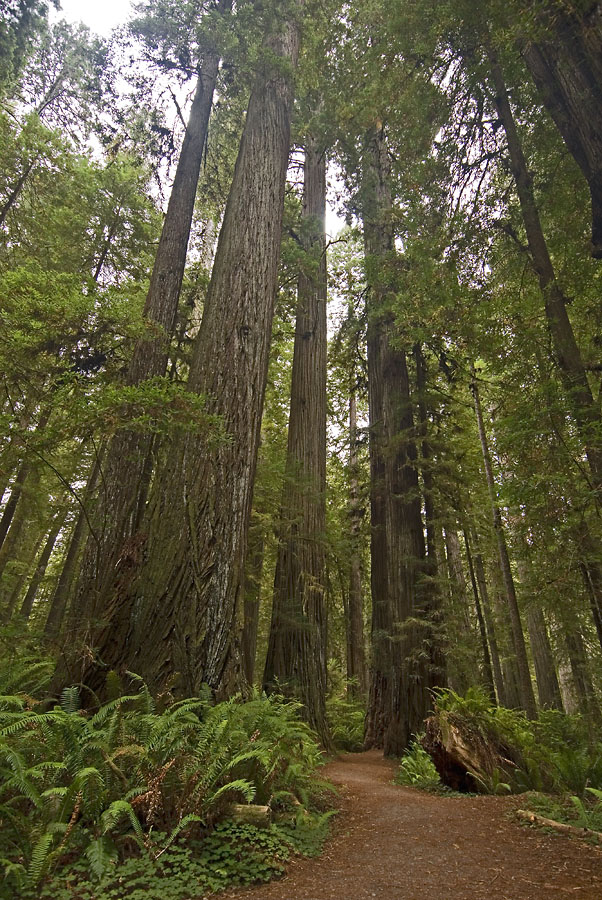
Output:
[
  {"xmin": 225, "ymin": 803, "xmax": 272, "ymax": 828},
  {"xmin": 516, "ymin": 809, "xmax": 602, "ymax": 844}
]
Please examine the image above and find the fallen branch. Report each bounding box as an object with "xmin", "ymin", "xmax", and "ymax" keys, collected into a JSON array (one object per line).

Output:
[{"xmin": 516, "ymin": 809, "xmax": 602, "ymax": 844}]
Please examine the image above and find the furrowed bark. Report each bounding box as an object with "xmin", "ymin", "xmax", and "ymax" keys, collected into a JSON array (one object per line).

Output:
[
  {"xmin": 58, "ymin": 18, "xmax": 228, "ymax": 687},
  {"xmin": 91, "ymin": 6, "xmax": 304, "ymax": 698},
  {"xmin": 263, "ymin": 135, "xmax": 330, "ymax": 746}
]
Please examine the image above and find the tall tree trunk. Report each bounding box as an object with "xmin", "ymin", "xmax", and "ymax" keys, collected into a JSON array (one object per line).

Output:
[
  {"xmin": 414, "ymin": 345, "xmax": 446, "ymax": 687},
  {"xmin": 444, "ymin": 524, "xmax": 477, "ymax": 694},
  {"xmin": 44, "ymin": 449, "xmax": 104, "ymax": 640},
  {"xmin": 362, "ymin": 126, "xmax": 394, "ymax": 750},
  {"xmin": 68, "ymin": 21, "xmax": 228, "ymax": 646},
  {"xmin": 565, "ymin": 627, "xmax": 601, "ymax": 723},
  {"xmin": 361, "ymin": 126, "xmax": 433, "ymax": 756},
  {"xmin": 346, "ymin": 391, "xmax": 367, "ymax": 697},
  {"xmin": 19, "ymin": 509, "xmax": 66, "ymax": 619},
  {"xmin": 263, "ymin": 136, "xmax": 330, "ymax": 744},
  {"xmin": 241, "ymin": 513, "xmax": 265, "ymax": 688},
  {"xmin": 1, "ymin": 532, "xmax": 44, "ymax": 622},
  {"xmin": 487, "ymin": 45, "xmax": 602, "ymax": 490},
  {"xmin": 520, "ymin": 2, "xmax": 602, "ymax": 256},
  {"xmin": 464, "ymin": 528, "xmax": 496, "ymax": 702},
  {"xmin": 469, "ymin": 524, "xmax": 507, "ymax": 706},
  {"xmin": 472, "ymin": 375, "xmax": 537, "ymax": 718},
  {"xmin": 81, "ymin": 8, "xmax": 303, "ymax": 699},
  {"xmin": 526, "ymin": 604, "xmax": 563, "ymax": 711}
]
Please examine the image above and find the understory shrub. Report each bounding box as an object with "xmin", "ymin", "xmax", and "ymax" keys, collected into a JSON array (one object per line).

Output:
[
  {"xmin": 0, "ymin": 678, "xmax": 330, "ymax": 898},
  {"xmin": 396, "ymin": 739, "xmax": 442, "ymax": 790},
  {"xmin": 326, "ymin": 693, "xmax": 366, "ymax": 751},
  {"xmin": 423, "ymin": 688, "xmax": 602, "ymax": 796}
]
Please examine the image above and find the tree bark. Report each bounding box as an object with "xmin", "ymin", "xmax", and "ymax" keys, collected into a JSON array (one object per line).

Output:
[
  {"xmin": 68, "ymin": 23, "xmax": 227, "ymax": 647},
  {"xmin": 86, "ymin": 8, "xmax": 303, "ymax": 699},
  {"xmin": 464, "ymin": 528, "xmax": 496, "ymax": 703},
  {"xmin": 44, "ymin": 448, "xmax": 104, "ymax": 640},
  {"xmin": 346, "ymin": 391, "xmax": 367, "ymax": 697},
  {"xmin": 469, "ymin": 524, "xmax": 507, "ymax": 706},
  {"xmin": 241, "ymin": 513, "xmax": 265, "ymax": 688},
  {"xmin": 362, "ymin": 125, "xmax": 433, "ymax": 755},
  {"xmin": 263, "ymin": 135, "xmax": 330, "ymax": 745},
  {"xmin": 472, "ymin": 375, "xmax": 537, "ymax": 718},
  {"xmin": 526, "ymin": 604, "xmax": 563, "ymax": 711}
]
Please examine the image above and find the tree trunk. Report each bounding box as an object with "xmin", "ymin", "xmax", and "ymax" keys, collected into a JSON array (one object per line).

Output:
[
  {"xmin": 19, "ymin": 509, "xmax": 66, "ymax": 619},
  {"xmin": 44, "ymin": 448, "xmax": 104, "ymax": 640},
  {"xmin": 487, "ymin": 45, "xmax": 602, "ymax": 490},
  {"xmin": 526, "ymin": 604, "xmax": 563, "ymax": 711},
  {"xmin": 464, "ymin": 528, "xmax": 496, "ymax": 703},
  {"xmin": 469, "ymin": 525, "xmax": 507, "ymax": 706},
  {"xmin": 565, "ymin": 627, "xmax": 601, "ymax": 723},
  {"xmin": 263, "ymin": 135, "xmax": 330, "ymax": 745},
  {"xmin": 241, "ymin": 514, "xmax": 265, "ymax": 688},
  {"xmin": 472, "ymin": 376, "xmax": 537, "ymax": 718},
  {"xmin": 68, "ymin": 24, "xmax": 227, "ymax": 647},
  {"xmin": 520, "ymin": 3, "xmax": 602, "ymax": 256},
  {"xmin": 361, "ymin": 125, "xmax": 433, "ymax": 756},
  {"xmin": 86, "ymin": 8, "xmax": 303, "ymax": 700},
  {"xmin": 414, "ymin": 345, "xmax": 446, "ymax": 687},
  {"xmin": 346, "ymin": 391, "xmax": 367, "ymax": 697}
]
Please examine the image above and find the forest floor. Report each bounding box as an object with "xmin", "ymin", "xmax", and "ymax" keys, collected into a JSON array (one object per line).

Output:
[{"xmin": 222, "ymin": 750, "xmax": 602, "ymax": 900}]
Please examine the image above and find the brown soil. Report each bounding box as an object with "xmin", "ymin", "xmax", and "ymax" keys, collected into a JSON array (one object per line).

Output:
[{"xmin": 222, "ymin": 750, "xmax": 602, "ymax": 900}]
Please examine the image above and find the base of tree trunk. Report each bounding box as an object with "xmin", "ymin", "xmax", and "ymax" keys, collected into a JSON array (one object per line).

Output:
[{"xmin": 421, "ymin": 714, "xmax": 521, "ymax": 793}]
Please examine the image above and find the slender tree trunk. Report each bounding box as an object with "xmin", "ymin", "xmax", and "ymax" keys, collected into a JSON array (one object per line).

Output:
[
  {"xmin": 68, "ymin": 23, "xmax": 228, "ymax": 646},
  {"xmin": 82, "ymin": 8, "xmax": 303, "ymax": 699},
  {"xmin": 347, "ymin": 391, "xmax": 367, "ymax": 697},
  {"xmin": 0, "ymin": 155, "xmax": 38, "ymax": 229},
  {"xmin": 565, "ymin": 627, "xmax": 601, "ymax": 723},
  {"xmin": 520, "ymin": 3, "xmax": 602, "ymax": 256},
  {"xmin": 487, "ymin": 45, "xmax": 602, "ymax": 489},
  {"xmin": 263, "ymin": 136, "xmax": 330, "ymax": 744},
  {"xmin": 1, "ymin": 533, "xmax": 44, "ymax": 622},
  {"xmin": 469, "ymin": 524, "xmax": 507, "ymax": 706},
  {"xmin": 19, "ymin": 509, "xmax": 66, "ymax": 619},
  {"xmin": 414, "ymin": 345, "xmax": 446, "ymax": 687},
  {"xmin": 44, "ymin": 449, "xmax": 104, "ymax": 640},
  {"xmin": 526, "ymin": 604, "xmax": 563, "ymax": 711},
  {"xmin": 472, "ymin": 376, "xmax": 537, "ymax": 718},
  {"xmin": 464, "ymin": 529, "xmax": 496, "ymax": 702}
]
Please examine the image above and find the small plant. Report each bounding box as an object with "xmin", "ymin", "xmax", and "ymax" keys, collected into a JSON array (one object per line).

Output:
[
  {"xmin": 326, "ymin": 693, "xmax": 366, "ymax": 751},
  {"xmin": 396, "ymin": 739, "xmax": 441, "ymax": 790}
]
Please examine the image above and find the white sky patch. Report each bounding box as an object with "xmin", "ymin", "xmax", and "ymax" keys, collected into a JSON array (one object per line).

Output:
[{"xmin": 52, "ymin": 0, "xmax": 133, "ymax": 37}]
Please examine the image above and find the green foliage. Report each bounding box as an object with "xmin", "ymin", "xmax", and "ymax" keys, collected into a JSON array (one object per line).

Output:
[
  {"xmin": 0, "ymin": 675, "xmax": 329, "ymax": 896},
  {"xmin": 396, "ymin": 739, "xmax": 442, "ymax": 791},
  {"xmin": 431, "ymin": 688, "xmax": 602, "ymax": 796},
  {"xmin": 326, "ymin": 693, "xmax": 366, "ymax": 751}
]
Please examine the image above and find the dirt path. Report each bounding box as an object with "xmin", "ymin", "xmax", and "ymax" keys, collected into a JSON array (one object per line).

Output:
[{"xmin": 223, "ymin": 750, "xmax": 602, "ymax": 900}]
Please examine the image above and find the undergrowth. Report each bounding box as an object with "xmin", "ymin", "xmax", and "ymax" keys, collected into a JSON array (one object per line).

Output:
[
  {"xmin": 396, "ymin": 688, "xmax": 602, "ymax": 802},
  {"xmin": 0, "ymin": 656, "xmax": 334, "ymax": 898}
]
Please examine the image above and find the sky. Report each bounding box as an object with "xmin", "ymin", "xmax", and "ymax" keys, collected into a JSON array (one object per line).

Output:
[
  {"xmin": 50, "ymin": 0, "xmax": 345, "ymax": 236},
  {"xmin": 52, "ymin": 0, "xmax": 133, "ymax": 37}
]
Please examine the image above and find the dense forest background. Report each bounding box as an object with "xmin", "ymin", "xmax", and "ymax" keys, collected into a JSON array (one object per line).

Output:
[{"xmin": 1, "ymin": 0, "xmax": 602, "ymax": 772}]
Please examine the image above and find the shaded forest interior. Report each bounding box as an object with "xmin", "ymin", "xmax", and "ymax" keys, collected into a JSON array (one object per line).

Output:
[{"xmin": 1, "ymin": 0, "xmax": 602, "ymax": 894}]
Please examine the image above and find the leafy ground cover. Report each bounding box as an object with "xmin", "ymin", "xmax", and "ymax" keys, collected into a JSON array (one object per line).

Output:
[{"xmin": 0, "ymin": 654, "xmax": 336, "ymax": 899}]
